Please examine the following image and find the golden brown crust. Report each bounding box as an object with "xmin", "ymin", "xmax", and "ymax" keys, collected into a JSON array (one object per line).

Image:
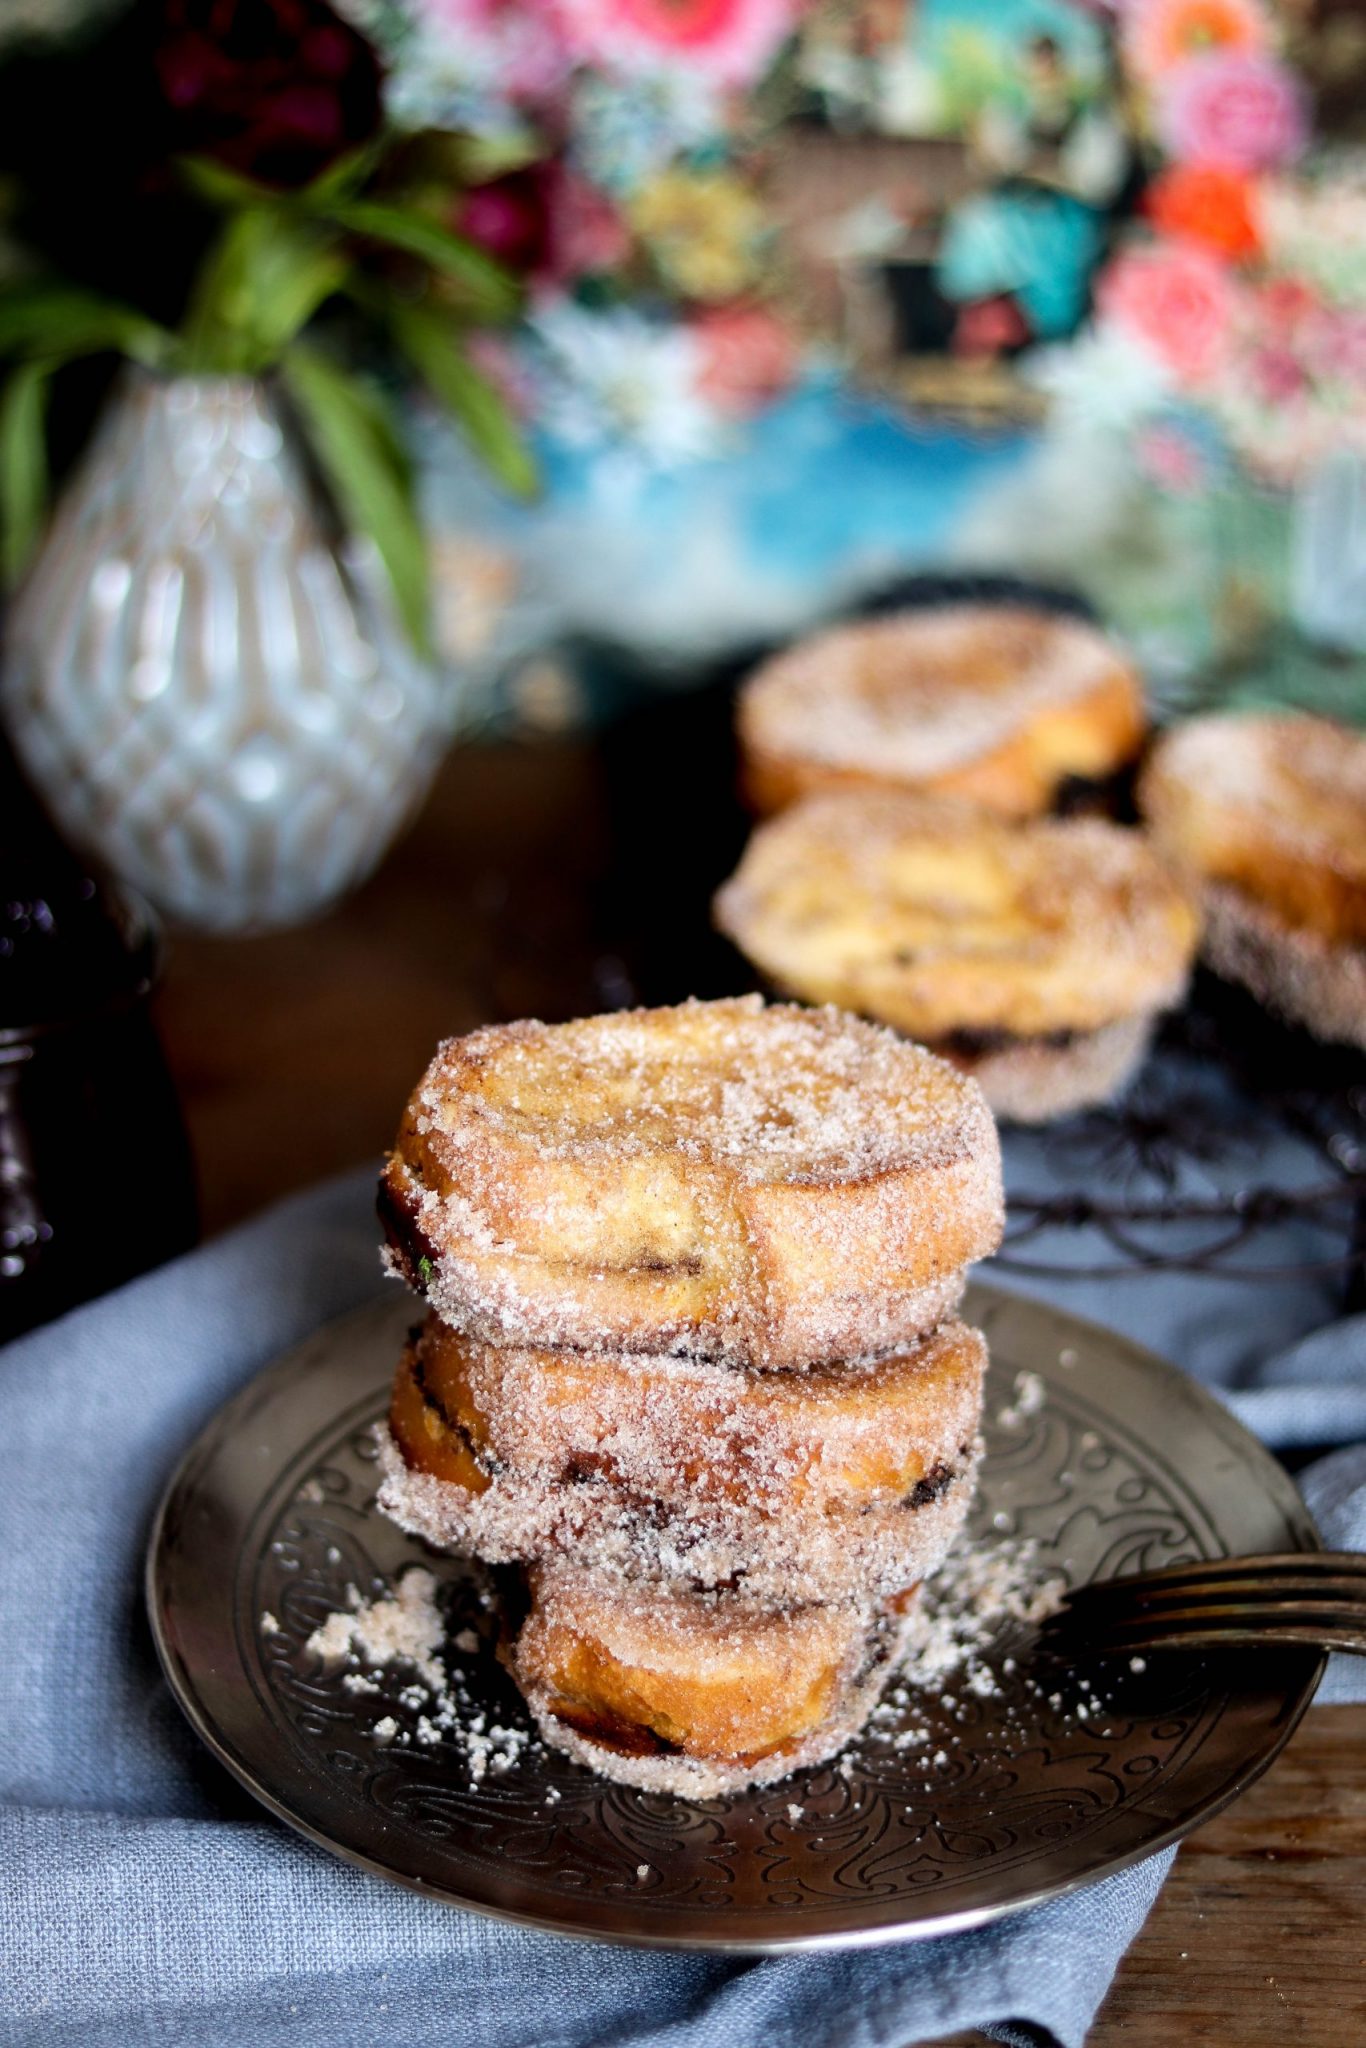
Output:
[
  {"xmin": 379, "ymin": 1314, "xmax": 983, "ymax": 1599},
  {"xmin": 1140, "ymin": 713, "xmax": 1366, "ymax": 948},
  {"xmin": 382, "ymin": 996, "xmax": 1003, "ymax": 1370},
  {"xmin": 400, "ymin": 1311, "xmax": 981, "ymax": 1510},
  {"xmin": 737, "ymin": 604, "xmax": 1146, "ymax": 820},
  {"xmin": 388, "ymin": 1339, "xmax": 491, "ymax": 1493},
  {"xmin": 509, "ymin": 1564, "xmax": 918, "ymax": 1794},
  {"xmin": 715, "ymin": 792, "xmax": 1199, "ymax": 1043}
]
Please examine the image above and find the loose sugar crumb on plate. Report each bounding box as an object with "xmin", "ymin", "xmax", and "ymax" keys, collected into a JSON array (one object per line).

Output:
[
  {"xmin": 303, "ymin": 1567, "xmax": 534, "ymax": 1786},
  {"xmin": 996, "ymin": 1371, "xmax": 1046, "ymax": 1432}
]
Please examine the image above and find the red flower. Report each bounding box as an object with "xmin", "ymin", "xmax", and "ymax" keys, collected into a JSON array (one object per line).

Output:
[
  {"xmin": 460, "ymin": 172, "xmax": 554, "ymax": 274},
  {"xmin": 952, "ymin": 295, "xmax": 1032, "ymax": 358},
  {"xmin": 1144, "ymin": 164, "xmax": 1261, "ymax": 262},
  {"xmin": 153, "ymin": 0, "xmax": 382, "ymax": 188},
  {"xmin": 458, "ymin": 165, "xmax": 629, "ymax": 287}
]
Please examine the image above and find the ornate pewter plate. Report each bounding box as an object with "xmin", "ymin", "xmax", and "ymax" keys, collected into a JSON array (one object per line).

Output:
[{"xmin": 147, "ymin": 1285, "xmax": 1322, "ymax": 1951}]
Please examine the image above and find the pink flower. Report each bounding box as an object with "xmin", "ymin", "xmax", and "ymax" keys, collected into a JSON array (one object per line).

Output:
[
  {"xmin": 691, "ymin": 302, "xmax": 796, "ymax": 412},
  {"xmin": 1303, "ymin": 306, "xmax": 1366, "ymax": 386},
  {"xmin": 557, "ymin": 0, "xmax": 798, "ymax": 86},
  {"xmin": 1135, "ymin": 421, "xmax": 1209, "ymax": 493},
  {"xmin": 952, "ymin": 296, "xmax": 1033, "ymax": 358},
  {"xmin": 1245, "ymin": 342, "xmax": 1306, "ymax": 404},
  {"xmin": 1158, "ymin": 50, "xmax": 1308, "ymax": 171},
  {"xmin": 1098, "ymin": 241, "xmax": 1238, "ymax": 384}
]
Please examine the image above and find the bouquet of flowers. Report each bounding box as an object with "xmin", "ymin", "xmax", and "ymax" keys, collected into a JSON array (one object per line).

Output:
[
  {"xmin": 338, "ymin": 0, "xmax": 807, "ymax": 460},
  {"xmin": 950, "ymin": 0, "xmax": 1366, "ymax": 711},
  {"xmin": 1086, "ymin": 0, "xmax": 1366, "ymax": 494}
]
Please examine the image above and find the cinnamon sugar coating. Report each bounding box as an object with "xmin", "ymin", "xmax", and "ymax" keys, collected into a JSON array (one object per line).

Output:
[
  {"xmin": 1141, "ymin": 713, "xmax": 1366, "ymax": 1047},
  {"xmin": 737, "ymin": 604, "xmax": 1146, "ymax": 819},
  {"xmin": 376, "ymin": 994, "xmax": 1003, "ymax": 1794},
  {"xmin": 382, "ymin": 996, "xmax": 1003, "ymax": 1369},
  {"xmin": 379, "ymin": 1313, "xmax": 983, "ymax": 1600}
]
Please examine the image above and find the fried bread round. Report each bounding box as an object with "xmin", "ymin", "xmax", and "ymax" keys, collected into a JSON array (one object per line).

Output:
[
  {"xmin": 509, "ymin": 1564, "xmax": 920, "ymax": 1796},
  {"xmin": 381, "ymin": 996, "xmax": 1003, "ymax": 1369},
  {"xmin": 1141, "ymin": 714, "xmax": 1366, "ymax": 1048},
  {"xmin": 715, "ymin": 793, "xmax": 1199, "ymax": 1044},
  {"xmin": 379, "ymin": 1313, "xmax": 982, "ymax": 1599},
  {"xmin": 736, "ymin": 603, "xmax": 1146, "ymax": 819},
  {"xmin": 1141, "ymin": 714, "xmax": 1366, "ymax": 948}
]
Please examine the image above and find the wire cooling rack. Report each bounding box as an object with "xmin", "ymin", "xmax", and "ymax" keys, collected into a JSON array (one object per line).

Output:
[{"xmin": 996, "ymin": 975, "xmax": 1366, "ymax": 1306}]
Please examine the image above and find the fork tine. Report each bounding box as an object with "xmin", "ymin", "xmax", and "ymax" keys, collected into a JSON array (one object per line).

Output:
[
  {"xmin": 1049, "ymin": 1617, "xmax": 1366, "ymax": 1657},
  {"xmin": 1035, "ymin": 1552, "xmax": 1366, "ymax": 1661},
  {"xmin": 1060, "ymin": 1572, "xmax": 1366, "ymax": 1616},
  {"xmin": 1041, "ymin": 1598, "xmax": 1366, "ymax": 1656},
  {"xmin": 1060, "ymin": 1552, "xmax": 1366, "ymax": 1604},
  {"xmin": 1059, "ymin": 1597, "xmax": 1366, "ymax": 1633}
]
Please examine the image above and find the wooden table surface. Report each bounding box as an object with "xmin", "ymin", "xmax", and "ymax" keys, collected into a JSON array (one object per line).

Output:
[{"xmin": 155, "ymin": 729, "xmax": 1366, "ymax": 2046}]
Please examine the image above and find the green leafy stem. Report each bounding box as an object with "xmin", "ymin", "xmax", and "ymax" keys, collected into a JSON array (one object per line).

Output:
[{"xmin": 0, "ymin": 146, "xmax": 536, "ymax": 651}]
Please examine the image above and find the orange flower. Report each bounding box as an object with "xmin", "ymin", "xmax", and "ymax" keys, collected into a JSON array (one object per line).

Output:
[
  {"xmin": 1124, "ymin": 0, "xmax": 1269, "ymax": 82},
  {"xmin": 1144, "ymin": 164, "xmax": 1262, "ymax": 261}
]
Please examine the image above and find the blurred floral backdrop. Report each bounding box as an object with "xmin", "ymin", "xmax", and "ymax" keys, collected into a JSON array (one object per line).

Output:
[{"xmin": 2, "ymin": 0, "xmax": 1363, "ymax": 729}]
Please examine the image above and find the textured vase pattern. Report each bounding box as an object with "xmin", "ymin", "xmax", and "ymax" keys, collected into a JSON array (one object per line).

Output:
[{"xmin": 1, "ymin": 374, "xmax": 448, "ymax": 932}]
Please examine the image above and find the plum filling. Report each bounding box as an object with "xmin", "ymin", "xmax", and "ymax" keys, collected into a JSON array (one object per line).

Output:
[
  {"xmin": 410, "ymin": 1354, "xmax": 503, "ymax": 1477},
  {"xmin": 377, "ymin": 1178, "xmax": 440, "ymax": 1288},
  {"xmin": 900, "ymin": 1460, "xmax": 956, "ymax": 1510},
  {"xmin": 543, "ymin": 1699, "xmax": 685, "ymax": 1758}
]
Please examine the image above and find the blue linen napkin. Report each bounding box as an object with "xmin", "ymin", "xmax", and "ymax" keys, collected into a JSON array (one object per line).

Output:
[{"xmin": 2, "ymin": 1128, "xmax": 1363, "ymax": 2047}]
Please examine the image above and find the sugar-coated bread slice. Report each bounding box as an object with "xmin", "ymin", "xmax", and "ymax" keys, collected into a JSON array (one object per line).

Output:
[
  {"xmin": 379, "ymin": 1312, "xmax": 983, "ymax": 1600},
  {"xmin": 715, "ymin": 791, "xmax": 1198, "ymax": 1044},
  {"xmin": 737, "ymin": 603, "xmax": 1146, "ymax": 819},
  {"xmin": 1141, "ymin": 713, "xmax": 1366, "ymax": 1048},
  {"xmin": 1141, "ymin": 713, "xmax": 1366, "ymax": 949},
  {"xmin": 381, "ymin": 996, "xmax": 1003, "ymax": 1369},
  {"xmin": 508, "ymin": 1563, "xmax": 923, "ymax": 1796}
]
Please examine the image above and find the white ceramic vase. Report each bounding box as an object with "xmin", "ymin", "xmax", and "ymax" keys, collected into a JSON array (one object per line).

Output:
[{"xmin": 1, "ymin": 370, "xmax": 449, "ymax": 932}]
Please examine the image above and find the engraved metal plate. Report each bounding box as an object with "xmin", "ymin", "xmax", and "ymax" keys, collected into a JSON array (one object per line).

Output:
[{"xmin": 147, "ymin": 1286, "xmax": 1323, "ymax": 1950}]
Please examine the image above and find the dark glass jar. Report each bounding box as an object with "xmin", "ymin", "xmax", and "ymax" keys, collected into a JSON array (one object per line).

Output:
[{"xmin": 1, "ymin": 746, "xmax": 197, "ymax": 1343}]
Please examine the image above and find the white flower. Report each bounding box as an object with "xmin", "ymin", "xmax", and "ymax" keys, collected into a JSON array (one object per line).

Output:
[
  {"xmin": 526, "ymin": 300, "xmax": 724, "ymax": 465},
  {"xmin": 1028, "ymin": 322, "xmax": 1174, "ymax": 436},
  {"xmin": 569, "ymin": 68, "xmax": 722, "ymax": 196}
]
